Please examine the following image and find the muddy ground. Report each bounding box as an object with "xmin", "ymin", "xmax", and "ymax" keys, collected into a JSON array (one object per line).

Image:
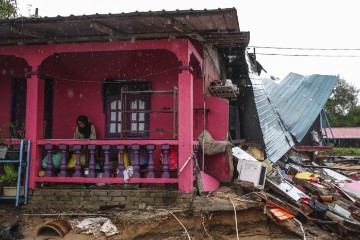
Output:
[{"xmin": 0, "ymin": 186, "xmax": 346, "ymax": 240}]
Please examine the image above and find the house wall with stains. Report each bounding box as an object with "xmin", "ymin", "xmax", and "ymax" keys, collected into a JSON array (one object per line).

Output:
[
  {"xmin": 39, "ymin": 49, "xmax": 182, "ymax": 139},
  {"xmin": 0, "ymin": 40, "xmax": 228, "ymax": 143},
  {"xmin": 0, "ymin": 55, "xmax": 29, "ymax": 135}
]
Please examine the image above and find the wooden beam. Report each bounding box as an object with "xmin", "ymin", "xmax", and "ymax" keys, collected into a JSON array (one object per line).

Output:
[
  {"xmin": 9, "ymin": 25, "xmax": 46, "ymax": 39},
  {"xmin": 293, "ymin": 146, "xmax": 333, "ymax": 152},
  {"xmin": 0, "ymin": 31, "xmax": 197, "ymax": 46},
  {"xmin": 90, "ymin": 21, "xmax": 116, "ymax": 36},
  {"xmin": 165, "ymin": 18, "xmax": 205, "ymax": 42}
]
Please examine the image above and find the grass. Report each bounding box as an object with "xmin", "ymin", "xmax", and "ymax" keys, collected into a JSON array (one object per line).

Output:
[{"xmin": 332, "ymin": 147, "xmax": 360, "ymax": 156}]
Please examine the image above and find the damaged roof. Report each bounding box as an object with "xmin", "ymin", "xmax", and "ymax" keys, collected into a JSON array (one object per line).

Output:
[
  {"xmin": 248, "ymin": 56, "xmax": 338, "ymax": 163},
  {"xmin": 0, "ymin": 8, "xmax": 249, "ymax": 48},
  {"xmin": 268, "ymin": 73, "xmax": 338, "ymax": 143},
  {"xmin": 247, "ymin": 54, "xmax": 295, "ymax": 163}
]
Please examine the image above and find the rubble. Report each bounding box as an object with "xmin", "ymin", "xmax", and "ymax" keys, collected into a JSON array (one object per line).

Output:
[
  {"xmin": 232, "ymin": 146, "xmax": 360, "ymax": 239},
  {"xmin": 2, "ymin": 146, "xmax": 360, "ymax": 239}
]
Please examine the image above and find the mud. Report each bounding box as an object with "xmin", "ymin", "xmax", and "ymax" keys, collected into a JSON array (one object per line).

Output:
[{"xmin": 0, "ymin": 187, "xmax": 338, "ymax": 239}]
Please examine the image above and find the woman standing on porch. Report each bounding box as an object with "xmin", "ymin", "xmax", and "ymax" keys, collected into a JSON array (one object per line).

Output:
[{"xmin": 73, "ymin": 115, "xmax": 97, "ymax": 139}]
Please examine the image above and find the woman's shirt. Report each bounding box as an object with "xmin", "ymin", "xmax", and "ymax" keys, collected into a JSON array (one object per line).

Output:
[{"xmin": 73, "ymin": 124, "xmax": 97, "ymax": 139}]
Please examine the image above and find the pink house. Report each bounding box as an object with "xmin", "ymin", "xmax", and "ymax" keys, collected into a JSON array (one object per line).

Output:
[{"xmin": 0, "ymin": 8, "xmax": 249, "ymax": 192}]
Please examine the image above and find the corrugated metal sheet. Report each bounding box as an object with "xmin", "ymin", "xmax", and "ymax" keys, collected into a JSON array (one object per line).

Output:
[
  {"xmin": 323, "ymin": 128, "xmax": 360, "ymax": 139},
  {"xmin": 247, "ymin": 54, "xmax": 294, "ymax": 163},
  {"xmin": 268, "ymin": 73, "xmax": 338, "ymax": 142},
  {"xmin": 0, "ymin": 8, "xmax": 249, "ymax": 47},
  {"xmin": 247, "ymin": 54, "xmax": 338, "ymax": 163}
]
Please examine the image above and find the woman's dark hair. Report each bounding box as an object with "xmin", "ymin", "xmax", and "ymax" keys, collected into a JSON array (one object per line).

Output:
[{"xmin": 76, "ymin": 115, "xmax": 92, "ymax": 139}]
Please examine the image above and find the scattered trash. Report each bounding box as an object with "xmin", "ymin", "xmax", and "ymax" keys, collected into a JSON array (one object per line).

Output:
[
  {"xmin": 69, "ymin": 217, "xmax": 119, "ymax": 237},
  {"xmin": 123, "ymin": 166, "xmax": 134, "ymax": 183},
  {"xmin": 269, "ymin": 208, "xmax": 295, "ymax": 221},
  {"xmin": 236, "ymin": 158, "xmax": 266, "ymax": 189},
  {"xmin": 231, "ymin": 142, "xmax": 360, "ymax": 237}
]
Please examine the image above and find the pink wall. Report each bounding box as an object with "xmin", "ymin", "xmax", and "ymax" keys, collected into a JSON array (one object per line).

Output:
[
  {"xmin": 0, "ymin": 55, "xmax": 30, "ymax": 135},
  {"xmin": 192, "ymin": 50, "xmax": 226, "ymax": 141},
  {"xmin": 1, "ymin": 42, "xmax": 227, "ymax": 142},
  {"xmin": 40, "ymin": 50, "xmax": 181, "ymax": 139}
]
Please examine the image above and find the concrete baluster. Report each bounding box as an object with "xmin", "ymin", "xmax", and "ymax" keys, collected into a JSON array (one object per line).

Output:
[
  {"xmin": 58, "ymin": 144, "xmax": 67, "ymax": 177},
  {"xmin": 147, "ymin": 144, "xmax": 155, "ymax": 178},
  {"xmin": 132, "ymin": 144, "xmax": 140, "ymax": 178},
  {"xmin": 72, "ymin": 144, "xmax": 83, "ymax": 177},
  {"xmin": 117, "ymin": 145, "xmax": 125, "ymax": 178},
  {"xmin": 88, "ymin": 144, "xmax": 96, "ymax": 178},
  {"xmin": 161, "ymin": 144, "xmax": 170, "ymax": 178},
  {"xmin": 102, "ymin": 145, "xmax": 111, "ymax": 177},
  {"xmin": 44, "ymin": 144, "xmax": 54, "ymax": 177}
]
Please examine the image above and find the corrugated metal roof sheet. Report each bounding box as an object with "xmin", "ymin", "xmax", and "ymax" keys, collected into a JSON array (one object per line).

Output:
[
  {"xmin": 323, "ymin": 128, "xmax": 360, "ymax": 139},
  {"xmin": 0, "ymin": 8, "xmax": 249, "ymax": 47},
  {"xmin": 247, "ymin": 54, "xmax": 294, "ymax": 163},
  {"xmin": 247, "ymin": 54, "xmax": 338, "ymax": 163},
  {"xmin": 268, "ymin": 73, "xmax": 338, "ymax": 142}
]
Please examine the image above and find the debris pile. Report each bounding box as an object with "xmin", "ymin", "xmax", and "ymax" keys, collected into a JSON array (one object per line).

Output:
[{"xmin": 233, "ymin": 146, "xmax": 360, "ymax": 239}]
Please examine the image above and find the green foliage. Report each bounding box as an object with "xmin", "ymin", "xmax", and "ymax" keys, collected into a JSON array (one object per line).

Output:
[
  {"xmin": 332, "ymin": 147, "xmax": 360, "ymax": 156},
  {"xmin": 324, "ymin": 78, "xmax": 360, "ymax": 127},
  {"xmin": 0, "ymin": 122, "xmax": 25, "ymax": 148},
  {"xmin": 1, "ymin": 122, "xmax": 25, "ymax": 139},
  {"xmin": 0, "ymin": 0, "xmax": 18, "ymax": 19},
  {"xmin": 6, "ymin": 122, "xmax": 25, "ymax": 139},
  {"xmin": 0, "ymin": 163, "xmax": 17, "ymax": 186}
]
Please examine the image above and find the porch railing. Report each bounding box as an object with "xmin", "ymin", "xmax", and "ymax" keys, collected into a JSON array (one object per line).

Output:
[{"xmin": 36, "ymin": 140, "xmax": 199, "ymax": 185}]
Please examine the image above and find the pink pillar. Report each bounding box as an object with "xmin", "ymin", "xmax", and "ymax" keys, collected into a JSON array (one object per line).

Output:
[
  {"xmin": 24, "ymin": 61, "xmax": 45, "ymax": 189},
  {"xmin": 177, "ymin": 70, "xmax": 194, "ymax": 193}
]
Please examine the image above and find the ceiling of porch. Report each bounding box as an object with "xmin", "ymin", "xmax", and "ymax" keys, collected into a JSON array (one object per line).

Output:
[{"xmin": 0, "ymin": 8, "xmax": 249, "ymax": 49}]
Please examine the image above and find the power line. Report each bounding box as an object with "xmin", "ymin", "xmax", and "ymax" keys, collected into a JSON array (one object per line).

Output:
[
  {"xmin": 256, "ymin": 53, "xmax": 360, "ymax": 57},
  {"xmin": 249, "ymin": 46, "xmax": 360, "ymax": 51}
]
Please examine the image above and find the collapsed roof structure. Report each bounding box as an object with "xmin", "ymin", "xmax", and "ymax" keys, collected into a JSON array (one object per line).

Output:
[{"xmin": 247, "ymin": 59, "xmax": 338, "ymax": 163}]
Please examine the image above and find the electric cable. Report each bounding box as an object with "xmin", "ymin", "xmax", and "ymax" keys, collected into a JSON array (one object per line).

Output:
[
  {"xmin": 255, "ymin": 53, "xmax": 360, "ymax": 57},
  {"xmin": 249, "ymin": 46, "xmax": 360, "ymax": 51}
]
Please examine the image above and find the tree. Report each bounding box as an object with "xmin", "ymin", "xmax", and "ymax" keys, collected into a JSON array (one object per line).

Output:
[
  {"xmin": 270, "ymin": 75, "xmax": 280, "ymax": 81},
  {"xmin": 0, "ymin": 0, "xmax": 18, "ymax": 19},
  {"xmin": 324, "ymin": 78, "xmax": 360, "ymax": 127}
]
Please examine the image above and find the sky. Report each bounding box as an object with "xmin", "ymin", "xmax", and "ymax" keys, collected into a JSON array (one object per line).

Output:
[{"xmin": 16, "ymin": 0, "xmax": 360, "ymax": 90}]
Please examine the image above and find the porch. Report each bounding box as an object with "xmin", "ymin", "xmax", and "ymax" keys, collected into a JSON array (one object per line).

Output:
[
  {"xmin": 36, "ymin": 140, "xmax": 200, "ymax": 185},
  {"xmin": 1, "ymin": 37, "xmax": 229, "ymax": 194}
]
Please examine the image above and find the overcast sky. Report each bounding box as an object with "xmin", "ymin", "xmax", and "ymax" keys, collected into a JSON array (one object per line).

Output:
[{"xmin": 16, "ymin": 0, "xmax": 360, "ymax": 90}]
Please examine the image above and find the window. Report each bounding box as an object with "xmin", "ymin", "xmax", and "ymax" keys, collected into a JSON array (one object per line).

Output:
[
  {"xmin": 126, "ymin": 95, "xmax": 150, "ymax": 138},
  {"xmin": 104, "ymin": 80, "xmax": 151, "ymax": 138}
]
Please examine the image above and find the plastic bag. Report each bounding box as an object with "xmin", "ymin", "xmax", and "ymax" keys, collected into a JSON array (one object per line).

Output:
[
  {"xmin": 42, "ymin": 153, "xmax": 62, "ymax": 169},
  {"xmin": 160, "ymin": 146, "xmax": 178, "ymax": 169},
  {"xmin": 67, "ymin": 152, "xmax": 86, "ymax": 169},
  {"xmin": 169, "ymin": 146, "xmax": 178, "ymax": 169},
  {"xmin": 118, "ymin": 150, "xmax": 131, "ymax": 167}
]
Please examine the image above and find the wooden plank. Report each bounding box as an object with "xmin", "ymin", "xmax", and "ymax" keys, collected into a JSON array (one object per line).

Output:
[{"xmin": 293, "ymin": 146, "xmax": 333, "ymax": 151}]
